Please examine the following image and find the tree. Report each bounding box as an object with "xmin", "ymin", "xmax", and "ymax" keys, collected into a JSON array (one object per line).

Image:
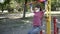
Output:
[
  {"xmin": 15, "ymin": 0, "xmax": 27, "ymax": 18},
  {"xmin": 23, "ymin": 0, "xmax": 27, "ymax": 18},
  {"xmin": 51, "ymin": 0, "xmax": 60, "ymax": 11},
  {"xmin": 0, "ymin": 0, "xmax": 11, "ymax": 13}
]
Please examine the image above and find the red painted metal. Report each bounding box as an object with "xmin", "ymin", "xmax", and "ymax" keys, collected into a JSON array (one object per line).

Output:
[
  {"xmin": 40, "ymin": 30, "xmax": 42, "ymax": 34},
  {"xmin": 53, "ymin": 17, "xmax": 57, "ymax": 34},
  {"xmin": 57, "ymin": 27, "xmax": 59, "ymax": 34}
]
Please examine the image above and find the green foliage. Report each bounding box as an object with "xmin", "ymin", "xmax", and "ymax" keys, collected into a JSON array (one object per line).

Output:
[
  {"xmin": 0, "ymin": 0, "xmax": 60, "ymax": 12},
  {"xmin": 51, "ymin": 0, "xmax": 60, "ymax": 11},
  {"xmin": 4, "ymin": 0, "xmax": 10, "ymax": 4},
  {"xmin": 15, "ymin": 0, "xmax": 24, "ymax": 3},
  {"xmin": 0, "ymin": 0, "xmax": 11, "ymax": 10}
]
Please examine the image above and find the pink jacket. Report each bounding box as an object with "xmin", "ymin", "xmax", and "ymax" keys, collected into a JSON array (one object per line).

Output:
[{"xmin": 33, "ymin": 11, "xmax": 44, "ymax": 26}]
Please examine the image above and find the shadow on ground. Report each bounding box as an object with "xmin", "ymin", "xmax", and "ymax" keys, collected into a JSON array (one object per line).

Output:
[{"xmin": 0, "ymin": 17, "xmax": 33, "ymax": 34}]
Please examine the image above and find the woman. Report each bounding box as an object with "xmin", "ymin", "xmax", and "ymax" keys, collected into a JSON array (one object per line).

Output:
[{"xmin": 28, "ymin": 5, "xmax": 44, "ymax": 34}]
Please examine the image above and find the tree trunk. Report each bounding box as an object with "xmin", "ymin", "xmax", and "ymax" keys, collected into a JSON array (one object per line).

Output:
[
  {"xmin": 1, "ymin": 4, "xmax": 4, "ymax": 13},
  {"xmin": 23, "ymin": 0, "xmax": 27, "ymax": 18},
  {"xmin": 2, "ymin": 6, "xmax": 3, "ymax": 13}
]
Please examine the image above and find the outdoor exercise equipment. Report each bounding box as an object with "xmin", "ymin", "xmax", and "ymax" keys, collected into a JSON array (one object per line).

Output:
[
  {"xmin": 57, "ymin": 27, "xmax": 59, "ymax": 34},
  {"xmin": 34, "ymin": 0, "xmax": 51, "ymax": 34},
  {"xmin": 29, "ymin": 0, "xmax": 59, "ymax": 34},
  {"xmin": 53, "ymin": 17, "xmax": 59, "ymax": 34},
  {"xmin": 53, "ymin": 17, "xmax": 57, "ymax": 34},
  {"xmin": 45, "ymin": 0, "xmax": 51, "ymax": 34}
]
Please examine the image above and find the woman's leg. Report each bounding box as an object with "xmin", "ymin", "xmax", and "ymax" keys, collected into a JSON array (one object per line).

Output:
[
  {"xmin": 28, "ymin": 27, "xmax": 40, "ymax": 34},
  {"xmin": 28, "ymin": 28, "xmax": 34, "ymax": 34}
]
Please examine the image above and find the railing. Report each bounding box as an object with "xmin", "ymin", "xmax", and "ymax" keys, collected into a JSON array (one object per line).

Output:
[{"xmin": 45, "ymin": 11, "xmax": 60, "ymax": 14}]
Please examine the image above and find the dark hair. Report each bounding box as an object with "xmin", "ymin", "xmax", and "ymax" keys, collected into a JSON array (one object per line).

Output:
[{"xmin": 35, "ymin": 4, "xmax": 42, "ymax": 11}]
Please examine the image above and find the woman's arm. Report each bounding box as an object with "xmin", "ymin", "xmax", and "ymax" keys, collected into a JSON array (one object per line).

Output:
[{"xmin": 30, "ymin": 6, "xmax": 34, "ymax": 12}]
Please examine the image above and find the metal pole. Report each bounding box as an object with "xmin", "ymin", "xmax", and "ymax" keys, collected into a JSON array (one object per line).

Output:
[
  {"xmin": 53, "ymin": 17, "xmax": 57, "ymax": 34},
  {"xmin": 45, "ymin": 0, "xmax": 51, "ymax": 34}
]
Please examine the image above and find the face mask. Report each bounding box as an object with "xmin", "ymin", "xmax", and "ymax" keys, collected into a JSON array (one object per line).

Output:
[{"xmin": 35, "ymin": 9, "xmax": 40, "ymax": 12}]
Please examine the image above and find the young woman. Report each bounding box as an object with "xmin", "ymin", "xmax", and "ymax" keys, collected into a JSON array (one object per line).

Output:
[{"xmin": 28, "ymin": 5, "xmax": 44, "ymax": 34}]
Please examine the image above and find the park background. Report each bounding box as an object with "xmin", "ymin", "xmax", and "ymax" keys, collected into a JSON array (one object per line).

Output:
[{"xmin": 0, "ymin": 0, "xmax": 60, "ymax": 34}]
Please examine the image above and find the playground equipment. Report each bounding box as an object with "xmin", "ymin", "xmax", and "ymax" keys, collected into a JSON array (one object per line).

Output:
[
  {"xmin": 53, "ymin": 17, "xmax": 57, "ymax": 34},
  {"xmin": 45, "ymin": 0, "xmax": 51, "ymax": 34},
  {"xmin": 30, "ymin": 0, "xmax": 51, "ymax": 34},
  {"xmin": 45, "ymin": 0, "xmax": 59, "ymax": 34},
  {"xmin": 53, "ymin": 17, "xmax": 59, "ymax": 34},
  {"xmin": 29, "ymin": 0, "xmax": 59, "ymax": 34}
]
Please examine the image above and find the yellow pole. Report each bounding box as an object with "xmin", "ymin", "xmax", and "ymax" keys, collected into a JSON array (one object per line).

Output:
[{"xmin": 45, "ymin": 0, "xmax": 51, "ymax": 34}]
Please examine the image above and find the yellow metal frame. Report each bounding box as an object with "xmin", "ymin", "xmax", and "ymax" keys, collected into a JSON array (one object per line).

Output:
[{"xmin": 45, "ymin": 0, "xmax": 51, "ymax": 34}]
